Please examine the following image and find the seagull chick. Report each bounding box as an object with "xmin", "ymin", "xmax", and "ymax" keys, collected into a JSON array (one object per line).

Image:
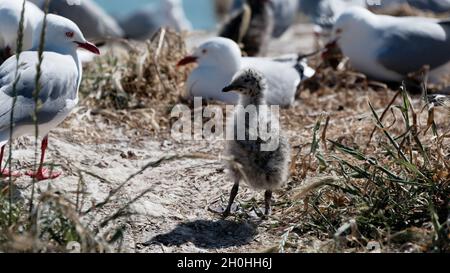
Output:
[{"xmin": 221, "ymin": 68, "xmax": 291, "ymax": 217}]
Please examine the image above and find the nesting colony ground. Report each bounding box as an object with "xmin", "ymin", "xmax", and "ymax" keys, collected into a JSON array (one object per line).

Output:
[{"xmin": 1, "ymin": 24, "xmax": 448, "ymax": 253}]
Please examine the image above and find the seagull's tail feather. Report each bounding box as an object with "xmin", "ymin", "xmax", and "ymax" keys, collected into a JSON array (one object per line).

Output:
[
  {"xmin": 438, "ymin": 19, "xmax": 450, "ymax": 26},
  {"xmin": 294, "ymin": 58, "xmax": 316, "ymax": 80},
  {"xmin": 271, "ymin": 53, "xmax": 316, "ymax": 80}
]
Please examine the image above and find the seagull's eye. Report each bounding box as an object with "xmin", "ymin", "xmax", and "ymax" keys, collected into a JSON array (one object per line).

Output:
[
  {"xmin": 65, "ymin": 31, "xmax": 74, "ymax": 38},
  {"xmin": 336, "ymin": 28, "xmax": 342, "ymax": 34}
]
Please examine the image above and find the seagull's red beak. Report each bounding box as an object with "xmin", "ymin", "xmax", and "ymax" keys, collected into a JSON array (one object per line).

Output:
[
  {"xmin": 76, "ymin": 41, "xmax": 100, "ymax": 55},
  {"xmin": 177, "ymin": 55, "xmax": 198, "ymax": 67}
]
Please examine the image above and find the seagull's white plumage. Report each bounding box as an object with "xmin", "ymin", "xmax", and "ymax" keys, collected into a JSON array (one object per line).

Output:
[{"xmin": 179, "ymin": 37, "xmax": 314, "ymax": 107}]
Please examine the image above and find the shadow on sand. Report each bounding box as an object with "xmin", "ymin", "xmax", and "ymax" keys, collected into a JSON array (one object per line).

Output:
[{"xmin": 145, "ymin": 219, "xmax": 257, "ymax": 249}]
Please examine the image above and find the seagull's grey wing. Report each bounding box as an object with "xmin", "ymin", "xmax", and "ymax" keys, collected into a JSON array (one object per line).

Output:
[
  {"xmin": 377, "ymin": 21, "xmax": 450, "ymax": 75},
  {"xmin": 0, "ymin": 52, "xmax": 78, "ymax": 131}
]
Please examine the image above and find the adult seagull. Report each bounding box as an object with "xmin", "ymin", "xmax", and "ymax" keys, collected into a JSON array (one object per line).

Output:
[
  {"xmin": 0, "ymin": 14, "xmax": 100, "ymax": 180},
  {"xmin": 0, "ymin": 0, "xmax": 44, "ymax": 62},
  {"xmin": 326, "ymin": 7, "xmax": 450, "ymax": 83},
  {"xmin": 177, "ymin": 37, "xmax": 315, "ymax": 107}
]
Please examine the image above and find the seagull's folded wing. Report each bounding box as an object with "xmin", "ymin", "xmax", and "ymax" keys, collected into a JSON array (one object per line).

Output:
[
  {"xmin": 376, "ymin": 20, "xmax": 450, "ymax": 75},
  {"xmin": 0, "ymin": 52, "xmax": 78, "ymax": 131}
]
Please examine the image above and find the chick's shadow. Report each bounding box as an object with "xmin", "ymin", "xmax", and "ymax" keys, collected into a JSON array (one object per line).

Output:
[{"xmin": 145, "ymin": 219, "xmax": 257, "ymax": 249}]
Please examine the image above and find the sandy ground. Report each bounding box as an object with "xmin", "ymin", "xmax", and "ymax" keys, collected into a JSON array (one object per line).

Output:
[{"xmin": 9, "ymin": 119, "xmax": 286, "ymax": 253}]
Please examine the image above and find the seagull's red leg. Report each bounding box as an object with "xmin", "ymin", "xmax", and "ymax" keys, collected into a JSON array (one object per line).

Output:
[
  {"xmin": 0, "ymin": 145, "xmax": 21, "ymax": 178},
  {"xmin": 25, "ymin": 136, "xmax": 61, "ymax": 181}
]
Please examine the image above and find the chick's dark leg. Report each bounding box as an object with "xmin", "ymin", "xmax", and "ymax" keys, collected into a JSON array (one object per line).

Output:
[
  {"xmin": 223, "ymin": 181, "xmax": 239, "ymax": 218},
  {"xmin": 264, "ymin": 190, "xmax": 272, "ymax": 215}
]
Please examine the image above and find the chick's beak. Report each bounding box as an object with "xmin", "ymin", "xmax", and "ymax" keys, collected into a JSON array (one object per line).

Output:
[
  {"xmin": 222, "ymin": 84, "xmax": 242, "ymax": 93},
  {"xmin": 177, "ymin": 55, "xmax": 198, "ymax": 67},
  {"xmin": 76, "ymin": 41, "xmax": 100, "ymax": 55}
]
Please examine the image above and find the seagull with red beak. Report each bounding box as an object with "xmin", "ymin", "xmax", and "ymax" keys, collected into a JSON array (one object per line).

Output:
[
  {"xmin": 177, "ymin": 37, "xmax": 315, "ymax": 106},
  {"xmin": 0, "ymin": 14, "xmax": 100, "ymax": 180},
  {"xmin": 324, "ymin": 7, "xmax": 450, "ymax": 83}
]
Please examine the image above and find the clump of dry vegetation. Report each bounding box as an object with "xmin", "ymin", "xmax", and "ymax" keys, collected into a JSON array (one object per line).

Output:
[
  {"xmin": 0, "ymin": 189, "xmax": 111, "ymax": 252},
  {"xmin": 79, "ymin": 29, "xmax": 190, "ymax": 137}
]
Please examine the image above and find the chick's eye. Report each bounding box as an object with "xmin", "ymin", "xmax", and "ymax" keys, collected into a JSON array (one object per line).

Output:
[
  {"xmin": 202, "ymin": 49, "xmax": 207, "ymax": 54},
  {"xmin": 65, "ymin": 31, "xmax": 74, "ymax": 38},
  {"xmin": 336, "ymin": 28, "xmax": 342, "ymax": 34}
]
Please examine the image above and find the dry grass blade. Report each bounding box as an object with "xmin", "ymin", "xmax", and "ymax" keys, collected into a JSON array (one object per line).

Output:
[{"xmin": 292, "ymin": 176, "xmax": 340, "ymax": 200}]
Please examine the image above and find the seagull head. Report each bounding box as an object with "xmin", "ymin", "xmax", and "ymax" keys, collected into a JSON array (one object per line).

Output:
[
  {"xmin": 328, "ymin": 7, "xmax": 372, "ymax": 47},
  {"xmin": 222, "ymin": 68, "xmax": 267, "ymax": 98},
  {"xmin": 33, "ymin": 14, "xmax": 100, "ymax": 55},
  {"xmin": 323, "ymin": 7, "xmax": 372, "ymax": 58},
  {"xmin": 177, "ymin": 37, "xmax": 241, "ymax": 70}
]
